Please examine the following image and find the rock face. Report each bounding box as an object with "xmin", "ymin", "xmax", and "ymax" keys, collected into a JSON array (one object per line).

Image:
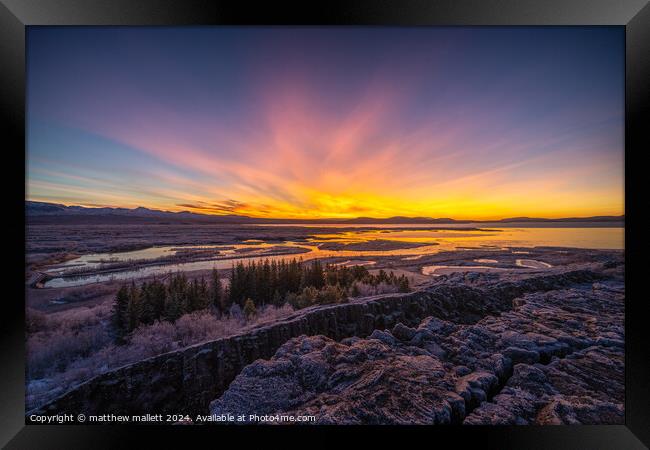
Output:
[
  {"xmin": 32, "ymin": 263, "xmax": 622, "ymax": 421},
  {"xmin": 211, "ymin": 271, "xmax": 624, "ymax": 425}
]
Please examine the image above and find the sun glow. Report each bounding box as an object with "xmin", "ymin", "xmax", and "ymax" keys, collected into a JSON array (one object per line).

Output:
[{"xmin": 26, "ymin": 27, "xmax": 624, "ymax": 220}]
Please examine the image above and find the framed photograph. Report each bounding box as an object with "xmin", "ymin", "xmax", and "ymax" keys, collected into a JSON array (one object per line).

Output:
[{"xmin": 2, "ymin": 0, "xmax": 649, "ymax": 447}]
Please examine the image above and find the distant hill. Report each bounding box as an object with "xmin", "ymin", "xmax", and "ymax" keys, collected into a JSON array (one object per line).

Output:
[
  {"xmin": 25, "ymin": 201, "xmax": 250, "ymax": 222},
  {"xmin": 25, "ymin": 201, "xmax": 624, "ymax": 225},
  {"xmin": 498, "ymin": 216, "xmax": 624, "ymax": 223},
  {"xmin": 337, "ymin": 216, "xmax": 468, "ymax": 224}
]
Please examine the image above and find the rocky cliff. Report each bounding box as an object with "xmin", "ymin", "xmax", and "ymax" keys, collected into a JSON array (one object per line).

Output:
[
  {"xmin": 211, "ymin": 268, "xmax": 624, "ymax": 424},
  {"xmin": 32, "ymin": 263, "xmax": 622, "ymax": 421}
]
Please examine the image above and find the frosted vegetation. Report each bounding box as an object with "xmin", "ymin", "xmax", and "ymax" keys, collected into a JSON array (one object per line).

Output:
[
  {"xmin": 26, "ymin": 304, "xmax": 293, "ymax": 409},
  {"xmin": 26, "ymin": 259, "xmax": 410, "ymax": 410}
]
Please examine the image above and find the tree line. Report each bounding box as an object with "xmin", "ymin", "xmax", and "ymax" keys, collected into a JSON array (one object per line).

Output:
[
  {"xmin": 112, "ymin": 258, "xmax": 410, "ymax": 342},
  {"xmin": 228, "ymin": 258, "xmax": 409, "ymax": 309},
  {"xmin": 112, "ymin": 269, "xmax": 225, "ymax": 341}
]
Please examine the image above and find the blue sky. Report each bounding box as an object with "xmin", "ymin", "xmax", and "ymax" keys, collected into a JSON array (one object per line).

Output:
[{"xmin": 27, "ymin": 27, "xmax": 624, "ymax": 218}]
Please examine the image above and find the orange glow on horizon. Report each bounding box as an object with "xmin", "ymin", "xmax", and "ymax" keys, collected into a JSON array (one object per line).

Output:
[{"xmin": 26, "ymin": 29, "xmax": 624, "ymax": 221}]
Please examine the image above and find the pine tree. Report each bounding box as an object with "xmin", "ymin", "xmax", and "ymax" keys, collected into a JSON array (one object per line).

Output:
[
  {"xmin": 260, "ymin": 260, "xmax": 272, "ymax": 306},
  {"xmin": 164, "ymin": 273, "xmax": 187, "ymax": 322},
  {"xmin": 210, "ymin": 269, "xmax": 223, "ymax": 312},
  {"xmin": 270, "ymin": 260, "xmax": 279, "ymax": 298},
  {"xmin": 243, "ymin": 261, "xmax": 256, "ymax": 305},
  {"xmin": 164, "ymin": 289, "xmax": 183, "ymax": 322},
  {"xmin": 289, "ymin": 258, "xmax": 302, "ymax": 292},
  {"xmin": 311, "ymin": 260, "xmax": 325, "ymax": 289},
  {"xmin": 112, "ymin": 285, "xmax": 130, "ymax": 343},
  {"xmin": 222, "ymin": 285, "xmax": 232, "ymax": 312},
  {"xmin": 149, "ymin": 278, "xmax": 167, "ymax": 320},
  {"xmin": 185, "ymin": 279, "xmax": 199, "ymax": 312},
  {"xmin": 139, "ymin": 281, "xmax": 157, "ymax": 325},
  {"xmin": 198, "ymin": 276, "xmax": 209, "ymax": 310},
  {"xmin": 398, "ymin": 275, "xmax": 410, "ymax": 293},
  {"xmin": 126, "ymin": 281, "xmax": 140, "ymax": 332},
  {"xmin": 230, "ymin": 262, "xmax": 247, "ymax": 306},
  {"xmin": 272, "ymin": 289, "xmax": 282, "ymax": 307},
  {"xmin": 378, "ymin": 269, "xmax": 388, "ymax": 283}
]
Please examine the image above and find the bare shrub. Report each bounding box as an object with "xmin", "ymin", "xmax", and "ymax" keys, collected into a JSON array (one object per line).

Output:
[
  {"xmin": 53, "ymin": 302, "xmax": 112, "ymax": 331},
  {"xmin": 26, "ymin": 303, "xmax": 113, "ymax": 379},
  {"xmin": 130, "ymin": 321, "xmax": 178, "ymax": 356},
  {"xmin": 228, "ymin": 303, "xmax": 243, "ymax": 321},
  {"xmin": 26, "ymin": 302, "xmax": 297, "ymax": 411},
  {"xmin": 355, "ymin": 281, "xmax": 399, "ymax": 297},
  {"xmin": 250, "ymin": 303, "xmax": 295, "ymax": 326},
  {"xmin": 26, "ymin": 326, "xmax": 110, "ymax": 379},
  {"xmin": 175, "ymin": 311, "xmax": 224, "ymax": 347}
]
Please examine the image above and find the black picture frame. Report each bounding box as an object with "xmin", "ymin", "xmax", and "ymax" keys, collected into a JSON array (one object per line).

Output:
[{"xmin": 2, "ymin": 0, "xmax": 648, "ymax": 447}]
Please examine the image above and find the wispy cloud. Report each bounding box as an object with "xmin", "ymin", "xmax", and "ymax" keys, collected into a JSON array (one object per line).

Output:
[{"xmin": 26, "ymin": 27, "xmax": 624, "ymax": 219}]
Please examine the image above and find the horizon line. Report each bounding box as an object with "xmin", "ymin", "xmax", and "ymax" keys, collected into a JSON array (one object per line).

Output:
[{"xmin": 25, "ymin": 200, "xmax": 625, "ymax": 222}]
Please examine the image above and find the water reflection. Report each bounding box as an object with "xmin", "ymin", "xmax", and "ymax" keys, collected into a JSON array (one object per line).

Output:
[
  {"xmin": 422, "ymin": 265, "xmax": 508, "ymax": 276},
  {"xmin": 42, "ymin": 226, "xmax": 623, "ymax": 288}
]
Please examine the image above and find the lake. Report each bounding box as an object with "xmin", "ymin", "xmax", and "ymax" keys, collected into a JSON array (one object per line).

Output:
[{"xmin": 42, "ymin": 225, "xmax": 623, "ymax": 288}]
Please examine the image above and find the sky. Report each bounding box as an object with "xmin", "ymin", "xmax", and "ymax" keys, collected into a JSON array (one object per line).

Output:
[{"xmin": 26, "ymin": 27, "xmax": 624, "ymax": 220}]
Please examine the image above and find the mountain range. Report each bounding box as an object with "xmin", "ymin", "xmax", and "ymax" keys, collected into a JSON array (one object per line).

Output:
[{"xmin": 25, "ymin": 201, "xmax": 625, "ymax": 225}]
